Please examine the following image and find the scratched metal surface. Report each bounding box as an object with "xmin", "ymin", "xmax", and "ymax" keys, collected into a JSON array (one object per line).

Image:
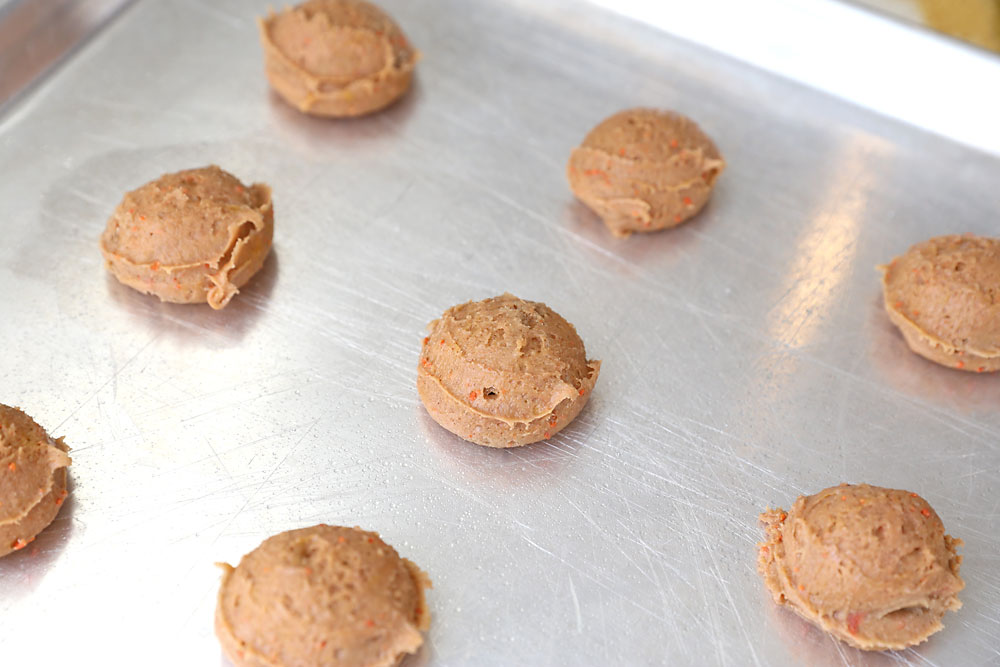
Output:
[{"xmin": 1, "ymin": 0, "xmax": 998, "ymax": 665}]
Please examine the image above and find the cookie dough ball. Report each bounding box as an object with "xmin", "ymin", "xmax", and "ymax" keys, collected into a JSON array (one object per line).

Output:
[
  {"xmin": 417, "ymin": 293, "xmax": 601, "ymax": 448},
  {"xmin": 567, "ymin": 108, "xmax": 725, "ymax": 238},
  {"xmin": 215, "ymin": 525, "xmax": 431, "ymax": 667},
  {"xmin": 258, "ymin": 0, "xmax": 419, "ymax": 118},
  {"xmin": 880, "ymin": 234, "xmax": 1000, "ymax": 372},
  {"xmin": 100, "ymin": 165, "xmax": 274, "ymax": 310},
  {"xmin": 758, "ymin": 484, "xmax": 964, "ymax": 651},
  {"xmin": 0, "ymin": 405, "xmax": 71, "ymax": 557}
]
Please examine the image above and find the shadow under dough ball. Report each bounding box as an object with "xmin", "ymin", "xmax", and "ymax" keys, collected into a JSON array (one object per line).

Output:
[
  {"xmin": 567, "ymin": 108, "xmax": 725, "ymax": 238},
  {"xmin": 0, "ymin": 404, "xmax": 71, "ymax": 557},
  {"xmin": 215, "ymin": 524, "xmax": 431, "ymax": 667},
  {"xmin": 417, "ymin": 293, "xmax": 601, "ymax": 448},
  {"xmin": 258, "ymin": 0, "xmax": 419, "ymax": 117},
  {"xmin": 880, "ymin": 233, "xmax": 1000, "ymax": 372},
  {"xmin": 758, "ymin": 484, "xmax": 964, "ymax": 651},
  {"xmin": 99, "ymin": 165, "xmax": 274, "ymax": 310}
]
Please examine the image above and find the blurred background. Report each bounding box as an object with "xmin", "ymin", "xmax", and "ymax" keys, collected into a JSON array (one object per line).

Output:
[
  {"xmin": 851, "ymin": 0, "xmax": 1000, "ymax": 52},
  {"xmin": 2, "ymin": 0, "xmax": 999, "ymax": 112}
]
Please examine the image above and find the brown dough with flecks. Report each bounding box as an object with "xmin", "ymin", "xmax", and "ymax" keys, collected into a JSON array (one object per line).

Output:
[
  {"xmin": 417, "ymin": 293, "xmax": 600, "ymax": 448},
  {"xmin": 757, "ymin": 484, "xmax": 964, "ymax": 651},
  {"xmin": 880, "ymin": 234, "xmax": 1000, "ymax": 372},
  {"xmin": 215, "ymin": 524, "xmax": 431, "ymax": 667},
  {"xmin": 258, "ymin": 0, "xmax": 419, "ymax": 117},
  {"xmin": 567, "ymin": 108, "xmax": 725, "ymax": 238},
  {"xmin": 100, "ymin": 165, "xmax": 273, "ymax": 310},
  {"xmin": 0, "ymin": 405, "xmax": 71, "ymax": 557}
]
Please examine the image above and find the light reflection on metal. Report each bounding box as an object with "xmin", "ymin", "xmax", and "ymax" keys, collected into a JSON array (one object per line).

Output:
[{"xmin": 765, "ymin": 137, "xmax": 884, "ymax": 352}]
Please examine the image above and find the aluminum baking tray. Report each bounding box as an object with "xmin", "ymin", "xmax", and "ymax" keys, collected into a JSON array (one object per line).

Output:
[{"xmin": 1, "ymin": 0, "xmax": 998, "ymax": 665}]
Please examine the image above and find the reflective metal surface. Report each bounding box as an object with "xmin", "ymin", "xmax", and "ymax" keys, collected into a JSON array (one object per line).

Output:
[
  {"xmin": 1, "ymin": 0, "xmax": 998, "ymax": 665},
  {"xmin": 0, "ymin": 0, "xmax": 137, "ymax": 110}
]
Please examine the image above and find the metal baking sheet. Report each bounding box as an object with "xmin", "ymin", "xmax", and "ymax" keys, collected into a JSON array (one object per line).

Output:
[{"xmin": 2, "ymin": 0, "xmax": 998, "ymax": 664}]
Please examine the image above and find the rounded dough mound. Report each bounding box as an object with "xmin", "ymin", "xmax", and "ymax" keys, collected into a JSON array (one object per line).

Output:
[
  {"xmin": 258, "ymin": 0, "xmax": 419, "ymax": 117},
  {"xmin": 758, "ymin": 484, "xmax": 964, "ymax": 651},
  {"xmin": 215, "ymin": 525, "xmax": 431, "ymax": 667},
  {"xmin": 417, "ymin": 293, "xmax": 601, "ymax": 448},
  {"xmin": 100, "ymin": 165, "xmax": 274, "ymax": 310},
  {"xmin": 0, "ymin": 405, "xmax": 71, "ymax": 557},
  {"xmin": 567, "ymin": 108, "xmax": 725, "ymax": 238},
  {"xmin": 880, "ymin": 234, "xmax": 1000, "ymax": 372}
]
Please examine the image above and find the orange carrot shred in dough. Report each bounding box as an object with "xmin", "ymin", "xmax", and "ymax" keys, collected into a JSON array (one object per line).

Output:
[
  {"xmin": 757, "ymin": 483, "xmax": 963, "ymax": 651},
  {"xmin": 258, "ymin": 0, "xmax": 419, "ymax": 118},
  {"xmin": 879, "ymin": 234, "xmax": 1000, "ymax": 372},
  {"xmin": 0, "ymin": 405, "xmax": 71, "ymax": 558},
  {"xmin": 99, "ymin": 165, "xmax": 273, "ymax": 310},
  {"xmin": 417, "ymin": 294, "xmax": 600, "ymax": 448},
  {"xmin": 215, "ymin": 524, "xmax": 431, "ymax": 667},
  {"xmin": 567, "ymin": 108, "xmax": 725, "ymax": 238}
]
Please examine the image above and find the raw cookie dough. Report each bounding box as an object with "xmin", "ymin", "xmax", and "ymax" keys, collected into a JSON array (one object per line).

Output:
[
  {"xmin": 880, "ymin": 233, "xmax": 1000, "ymax": 372},
  {"xmin": 0, "ymin": 405, "xmax": 71, "ymax": 557},
  {"xmin": 758, "ymin": 483, "xmax": 964, "ymax": 651},
  {"xmin": 566, "ymin": 108, "xmax": 725, "ymax": 238},
  {"xmin": 417, "ymin": 293, "xmax": 601, "ymax": 448},
  {"xmin": 216, "ymin": 524, "xmax": 431, "ymax": 667},
  {"xmin": 258, "ymin": 0, "xmax": 419, "ymax": 117},
  {"xmin": 100, "ymin": 165, "xmax": 274, "ymax": 310}
]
